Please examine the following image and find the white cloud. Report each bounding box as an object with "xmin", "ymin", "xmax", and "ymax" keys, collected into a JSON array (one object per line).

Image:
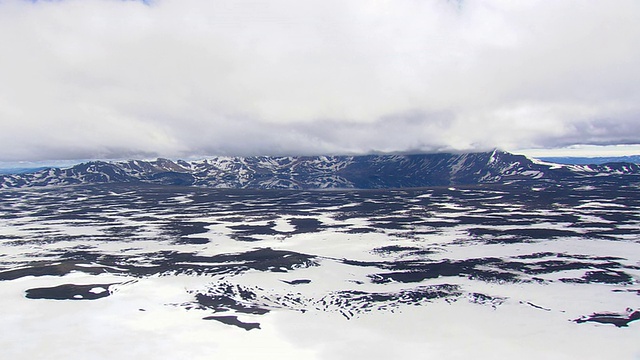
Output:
[{"xmin": 1, "ymin": 0, "xmax": 639, "ymax": 160}]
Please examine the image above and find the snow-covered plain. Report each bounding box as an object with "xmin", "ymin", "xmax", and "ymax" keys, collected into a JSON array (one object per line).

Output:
[{"xmin": 0, "ymin": 181, "xmax": 638, "ymax": 359}]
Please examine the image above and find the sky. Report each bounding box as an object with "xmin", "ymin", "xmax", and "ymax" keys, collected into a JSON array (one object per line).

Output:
[{"xmin": 1, "ymin": 0, "xmax": 640, "ymax": 164}]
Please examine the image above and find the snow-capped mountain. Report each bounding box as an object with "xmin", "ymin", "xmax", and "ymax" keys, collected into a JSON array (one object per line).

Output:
[{"xmin": 1, "ymin": 150, "xmax": 639, "ymax": 190}]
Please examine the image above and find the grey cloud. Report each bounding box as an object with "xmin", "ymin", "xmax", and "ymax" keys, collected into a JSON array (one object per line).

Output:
[{"xmin": 0, "ymin": 0, "xmax": 639, "ymax": 161}]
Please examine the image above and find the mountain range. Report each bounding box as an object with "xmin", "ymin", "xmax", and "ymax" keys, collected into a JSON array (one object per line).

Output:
[{"xmin": 1, "ymin": 150, "xmax": 639, "ymax": 190}]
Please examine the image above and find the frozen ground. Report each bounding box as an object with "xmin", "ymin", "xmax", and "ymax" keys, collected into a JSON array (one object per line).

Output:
[{"xmin": 0, "ymin": 180, "xmax": 638, "ymax": 359}]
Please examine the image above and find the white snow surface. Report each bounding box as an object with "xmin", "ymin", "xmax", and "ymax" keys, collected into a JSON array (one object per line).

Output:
[{"xmin": 0, "ymin": 184, "xmax": 638, "ymax": 359}]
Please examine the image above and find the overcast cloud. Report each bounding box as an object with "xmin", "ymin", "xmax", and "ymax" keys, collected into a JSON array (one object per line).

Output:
[{"xmin": 1, "ymin": 0, "xmax": 639, "ymax": 161}]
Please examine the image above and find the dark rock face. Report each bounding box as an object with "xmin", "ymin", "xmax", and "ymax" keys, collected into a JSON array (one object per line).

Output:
[{"xmin": 2, "ymin": 150, "xmax": 640, "ymax": 190}]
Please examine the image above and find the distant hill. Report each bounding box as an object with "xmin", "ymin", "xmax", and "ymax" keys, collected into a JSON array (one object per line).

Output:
[
  {"xmin": 540, "ymin": 155, "xmax": 640, "ymax": 165},
  {"xmin": 0, "ymin": 167, "xmax": 48, "ymax": 175},
  {"xmin": 1, "ymin": 150, "xmax": 640, "ymax": 190}
]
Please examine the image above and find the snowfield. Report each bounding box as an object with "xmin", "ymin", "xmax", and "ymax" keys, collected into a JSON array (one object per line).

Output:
[{"xmin": 0, "ymin": 180, "xmax": 638, "ymax": 359}]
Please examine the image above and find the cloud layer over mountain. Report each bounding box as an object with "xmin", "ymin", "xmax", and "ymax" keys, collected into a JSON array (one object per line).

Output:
[{"xmin": 1, "ymin": 0, "xmax": 639, "ymax": 160}]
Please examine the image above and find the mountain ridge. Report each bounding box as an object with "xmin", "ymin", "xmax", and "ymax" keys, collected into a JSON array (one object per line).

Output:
[{"xmin": 2, "ymin": 150, "xmax": 639, "ymax": 190}]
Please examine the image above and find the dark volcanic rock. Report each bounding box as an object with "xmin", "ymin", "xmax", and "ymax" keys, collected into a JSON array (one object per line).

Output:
[
  {"xmin": 202, "ymin": 315, "xmax": 261, "ymax": 331},
  {"xmin": 25, "ymin": 283, "xmax": 116, "ymax": 300},
  {"xmin": 574, "ymin": 309, "xmax": 640, "ymax": 327}
]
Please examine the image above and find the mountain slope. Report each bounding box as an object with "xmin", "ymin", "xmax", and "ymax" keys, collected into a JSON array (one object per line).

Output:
[{"xmin": 1, "ymin": 150, "xmax": 639, "ymax": 190}]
